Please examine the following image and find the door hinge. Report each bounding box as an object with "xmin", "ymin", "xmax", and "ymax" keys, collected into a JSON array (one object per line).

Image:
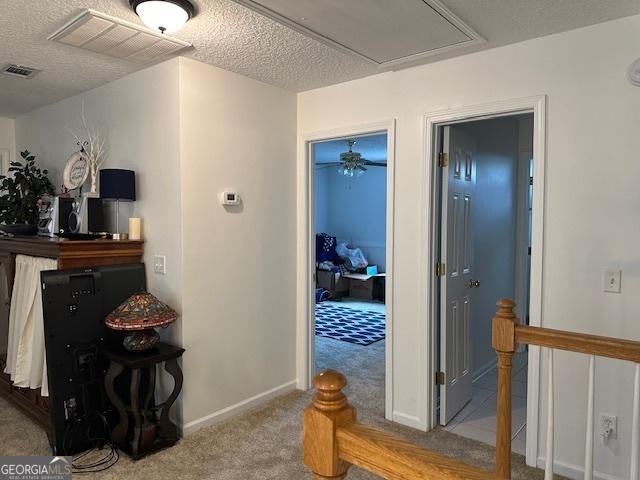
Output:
[
  {"xmin": 439, "ymin": 152, "xmax": 449, "ymax": 167},
  {"xmin": 436, "ymin": 262, "xmax": 446, "ymax": 277},
  {"xmin": 435, "ymin": 371, "xmax": 445, "ymax": 385},
  {"xmin": 529, "ymin": 176, "xmax": 534, "ymax": 186}
]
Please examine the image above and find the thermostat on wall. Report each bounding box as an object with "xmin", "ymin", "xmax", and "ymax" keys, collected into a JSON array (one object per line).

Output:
[{"xmin": 220, "ymin": 191, "xmax": 241, "ymax": 205}]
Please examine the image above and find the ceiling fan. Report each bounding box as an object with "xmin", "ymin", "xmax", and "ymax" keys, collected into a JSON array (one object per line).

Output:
[{"xmin": 317, "ymin": 139, "xmax": 387, "ymax": 177}]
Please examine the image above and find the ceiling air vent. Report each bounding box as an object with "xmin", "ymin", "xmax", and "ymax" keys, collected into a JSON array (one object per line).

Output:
[
  {"xmin": 2, "ymin": 64, "xmax": 40, "ymax": 79},
  {"xmin": 48, "ymin": 9, "xmax": 192, "ymax": 64}
]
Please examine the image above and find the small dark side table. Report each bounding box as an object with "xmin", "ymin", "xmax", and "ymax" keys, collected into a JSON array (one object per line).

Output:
[{"xmin": 103, "ymin": 342, "xmax": 185, "ymax": 459}]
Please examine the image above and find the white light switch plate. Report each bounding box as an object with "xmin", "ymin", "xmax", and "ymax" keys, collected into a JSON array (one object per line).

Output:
[
  {"xmin": 154, "ymin": 255, "xmax": 166, "ymax": 275},
  {"xmin": 604, "ymin": 268, "xmax": 621, "ymax": 293}
]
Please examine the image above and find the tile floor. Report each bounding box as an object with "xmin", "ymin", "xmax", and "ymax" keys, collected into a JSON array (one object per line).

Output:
[{"xmin": 444, "ymin": 352, "xmax": 528, "ymax": 455}]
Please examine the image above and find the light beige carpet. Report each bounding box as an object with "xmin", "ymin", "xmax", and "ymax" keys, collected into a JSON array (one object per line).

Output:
[{"xmin": 0, "ymin": 336, "xmax": 548, "ymax": 479}]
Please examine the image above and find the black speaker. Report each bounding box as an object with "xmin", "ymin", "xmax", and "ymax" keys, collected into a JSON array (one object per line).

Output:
[
  {"xmin": 57, "ymin": 197, "xmax": 74, "ymax": 235},
  {"xmin": 68, "ymin": 198, "xmax": 106, "ymax": 234}
]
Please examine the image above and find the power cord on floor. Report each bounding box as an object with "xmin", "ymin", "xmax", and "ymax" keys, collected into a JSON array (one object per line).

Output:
[{"xmin": 62, "ymin": 412, "xmax": 119, "ymax": 474}]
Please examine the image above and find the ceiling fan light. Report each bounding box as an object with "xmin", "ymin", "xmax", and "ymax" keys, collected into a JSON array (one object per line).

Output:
[
  {"xmin": 130, "ymin": 0, "xmax": 195, "ymax": 33},
  {"xmin": 339, "ymin": 166, "xmax": 353, "ymax": 177}
]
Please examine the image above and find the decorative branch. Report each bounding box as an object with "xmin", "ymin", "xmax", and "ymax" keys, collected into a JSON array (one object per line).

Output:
[{"xmin": 66, "ymin": 101, "xmax": 107, "ymax": 194}]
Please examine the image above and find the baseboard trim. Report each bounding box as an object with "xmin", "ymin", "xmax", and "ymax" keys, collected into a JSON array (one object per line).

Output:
[
  {"xmin": 472, "ymin": 359, "xmax": 497, "ymax": 383},
  {"xmin": 181, "ymin": 379, "xmax": 298, "ymax": 435},
  {"xmin": 296, "ymin": 378, "xmax": 307, "ymax": 390},
  {"xmin": 392, "ymin": 411, "xmax": 423, "ymax": 430},
  {"xmin": 536, "ymin": 456, "xmax": 623, "ymax": 480}
]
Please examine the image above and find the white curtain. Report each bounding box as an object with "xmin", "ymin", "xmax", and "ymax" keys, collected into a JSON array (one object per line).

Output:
[{"xmin": 4, "ymin": 255, "xmax": 57, "ymax": 397}]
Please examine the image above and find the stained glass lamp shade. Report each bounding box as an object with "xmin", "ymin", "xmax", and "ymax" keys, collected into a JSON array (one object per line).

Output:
[{"xmin": 105, "ymin": 292, "xmax": 177, "ymax": 351}]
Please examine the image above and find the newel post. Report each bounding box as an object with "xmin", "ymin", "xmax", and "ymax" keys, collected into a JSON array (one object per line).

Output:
[
  {"xmin": 302, "ymin": 370, "xmax": 356, "ymax": 479},
  {"xmin": 492, "ymin": 298, "xmax": 518, "ymax": 480}
]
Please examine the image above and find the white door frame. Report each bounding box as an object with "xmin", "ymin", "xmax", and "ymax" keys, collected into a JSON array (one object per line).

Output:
[
  {"xmin": 297, "ymin": 119, "xmax": 396, "ymax": 421},
  {"xmin": 422, "ymin": 96, "xmax": 546, "ymax": 467}
]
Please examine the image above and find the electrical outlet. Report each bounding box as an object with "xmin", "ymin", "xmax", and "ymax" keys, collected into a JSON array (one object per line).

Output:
[
  {"xmin": 154, "ymin": 255, "xmax": 166, "ymax": 275},
  {"xmin": 600, "ymin": 413, "xmax": 617, "ymax": 442},
  {"xmin": 604, "ymin": 268, "xmax": 621, "ymax": 293}
]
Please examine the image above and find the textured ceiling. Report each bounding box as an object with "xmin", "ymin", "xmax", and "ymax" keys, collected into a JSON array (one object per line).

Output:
[
  {"xmin": 314, "ymin": 134, "xmax": 387, "ymax": 164},
  {"xmin": 0, "ymin": 0, "xmax": 638, "ymax": 118}
]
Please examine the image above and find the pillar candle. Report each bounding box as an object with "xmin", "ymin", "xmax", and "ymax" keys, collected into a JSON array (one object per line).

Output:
[{"xmin": 128, "ymin": 217, "xmax": 142, "ymax": 240}]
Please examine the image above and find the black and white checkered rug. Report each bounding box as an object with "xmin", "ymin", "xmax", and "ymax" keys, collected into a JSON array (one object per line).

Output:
[{"xmin": 315, "ymin": 303, "xmax": 385, "ymax": 346}]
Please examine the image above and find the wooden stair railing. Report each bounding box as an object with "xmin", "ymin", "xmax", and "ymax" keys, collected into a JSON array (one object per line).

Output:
[
  {"xmin": 302, "ymin": 369, "xmax": 498, "ymax": 479},
  {"xmin": 303, "ymin": 299, "xmax": 640, "ymax": 479},
  {"xmin": 492, "ymin": 298, "xmax": 640, "ymax": 480}
]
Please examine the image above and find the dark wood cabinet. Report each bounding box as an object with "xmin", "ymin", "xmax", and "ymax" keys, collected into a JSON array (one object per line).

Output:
[{"xmin": 0, "ymin": 236, "xmax": 143, "ymax": 436}]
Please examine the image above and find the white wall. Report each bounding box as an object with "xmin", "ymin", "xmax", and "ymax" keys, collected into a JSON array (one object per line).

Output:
[
  {"xmin": 178, "ymin": 57, "xmax": 297, "ymax": 430},
  {"xmin": 14, "ymin": 56, "xmax": 299, "ymax": 432},
  {"xmin": 298, "ymin": 15, "xmax": 640, "ymax": 479},
  {"xmin": 456, "ymin": 117, "xmax": 520, "ymax": 376},
  {"xmin": 15, "ymin": 59, "xmax": 184, "ymax": 420},
  {"xmin": 14, "ymin": 59, "xmax": 183, "ymax": 321},
  {"xmin": 314, "ymin": 152, "xmax": 387, "ymax": 270},
  {"xmin": 314, "ymin": 167, "xmax": 330, "ymax": 234},
  {"xmin": 0, "ymin": 118, "xmax": 16, "ymax": 364},
  {"xmin": 0, "ymin": 116, "xmax": 11, "ymax": 350},
  {"xmin": 0, "ymin": 117, "xmax": 15, "ymax": 164}
]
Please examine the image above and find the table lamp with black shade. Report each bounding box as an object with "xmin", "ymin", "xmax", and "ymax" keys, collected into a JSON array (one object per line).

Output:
[{"xmin": 100, "ymin": 169, "xmax": 136, "ymax": 240}]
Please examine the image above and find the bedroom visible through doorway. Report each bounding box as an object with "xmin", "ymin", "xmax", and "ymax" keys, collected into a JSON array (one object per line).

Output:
[{"xmin": 313, "ymin": 133, "xmax": 388, "ymax": 420}]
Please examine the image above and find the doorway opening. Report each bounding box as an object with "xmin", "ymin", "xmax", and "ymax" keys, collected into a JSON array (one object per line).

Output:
[
  {"xmin": 313, "ymin": 133, "xmax": 388, "ymax": 419},
  {"xmin": 435, "ymin": 113, "xmax": 534, "ymax": 455}
]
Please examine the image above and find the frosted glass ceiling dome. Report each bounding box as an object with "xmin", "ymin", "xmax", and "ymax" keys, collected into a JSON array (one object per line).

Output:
[{"xmin": 130, "ymin": 0, "xmax": 195, "ymax": 34}]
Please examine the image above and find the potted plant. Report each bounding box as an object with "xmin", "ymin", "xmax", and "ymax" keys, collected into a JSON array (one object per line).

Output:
[{"xmin": 0, "ymin": 150, "xmax": 54, "ymax": 235}]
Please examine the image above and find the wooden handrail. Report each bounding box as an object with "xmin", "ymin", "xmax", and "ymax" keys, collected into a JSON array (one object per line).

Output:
[
  {"xmin": 302, "ymin": 370, "xmax": 496, "ymax": 479},
  {"xmin": 303, "ymin": 300, "xmax": 640, "ymax": 480},
  {"xmin": 515, "ymin": 325, "xmax": 640, "ymax": 363},
  {"xmin": 337, "ymin": 423, "xmax": 496, "ymax": 479},
  {"xmin": 491, "ymin": 298, "xmax": 640, "ymax": 480}
]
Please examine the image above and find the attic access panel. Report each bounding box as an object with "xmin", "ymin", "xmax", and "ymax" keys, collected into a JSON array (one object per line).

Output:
[{"xmin": 233, "ymin": 0, "xmax": 484, "ymax": 68}]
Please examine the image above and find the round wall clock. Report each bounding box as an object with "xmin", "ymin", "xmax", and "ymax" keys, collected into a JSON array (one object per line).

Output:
[{"xmin": 62, "ymin": 151, "xmax": 89, "ymax": 191}]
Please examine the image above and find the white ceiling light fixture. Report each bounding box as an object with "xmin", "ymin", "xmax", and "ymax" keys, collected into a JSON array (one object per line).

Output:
[{"xmin": 130, "ymin": 0, "xmax": 196, "ymax": 34}]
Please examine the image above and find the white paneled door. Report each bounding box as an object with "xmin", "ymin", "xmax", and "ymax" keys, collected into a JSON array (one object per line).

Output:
[{"xmin": 439, "ymin": 126, "xmax": 477, "ymax": 425}]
